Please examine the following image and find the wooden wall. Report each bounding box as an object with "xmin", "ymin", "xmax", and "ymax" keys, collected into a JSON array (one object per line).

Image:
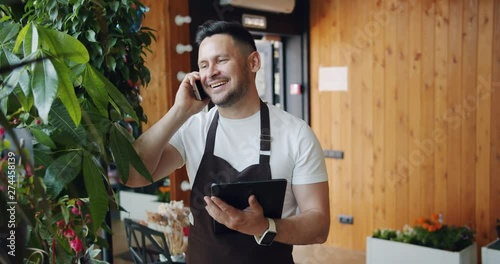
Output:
[
  {"xmin": 139, "ymin": 0, "xmax": 191, "ymax": 204},
  {"xmin": 310, "ymin": 0, "xmax": 500, "ymax": 251}
]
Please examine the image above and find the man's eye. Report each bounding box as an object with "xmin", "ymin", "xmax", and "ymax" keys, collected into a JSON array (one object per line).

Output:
[{"xmin": 218, "ymin": 59, "xmax": 228, "ymax": 63}]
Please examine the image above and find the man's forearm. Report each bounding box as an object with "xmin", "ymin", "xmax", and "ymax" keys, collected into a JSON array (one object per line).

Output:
[
  {"xmin": 274, "ymin": 210, "xmax": 330, "ymax": 245},
  {"xmin": 126, "ymin": 106, "xmax": 190, "ymax": 187}
]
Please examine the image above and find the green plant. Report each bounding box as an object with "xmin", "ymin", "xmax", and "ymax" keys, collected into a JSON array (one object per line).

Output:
[
  {"xmin": 0, "ymin": 0, "xmax": 155, "ymax": 262},
  {"xmin": 156, "ymin": 185, "xmax": 171, "ymax": 203},
  {"xmin": 373, "ymin": 213, "xmax": 475, "ymax": 252}
]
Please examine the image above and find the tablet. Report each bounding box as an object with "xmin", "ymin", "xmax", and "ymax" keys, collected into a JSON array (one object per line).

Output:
[{"xmin": 210, "ymin": 179, "xmax": 288, "ymax": 234}]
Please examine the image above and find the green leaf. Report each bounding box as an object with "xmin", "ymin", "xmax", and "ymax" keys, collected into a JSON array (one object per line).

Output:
[
  {"xmin": 61, "ymin": 204, "xmax": 69, "ymax": 224},
  {"xmin": 0, "ymin": 50, "xmax": 29, "ymax": 99},
  {"xmin": 13, "ymin": 23, "xmax": 31, "ymax": 54},
  {"xmin": 82, "ymin": 111, "xmax": 111, "ymax": 134},
  {"xmin": 13, "ymin": 86, "xmax": 33, "ymax": 111},
  {"xmin": 18, "ymin": 52, "xmax": 37, "ymax": 96},
  {"xmin": 109, "ymin": 1, "xmax": 119, "ymax": 12},
  {"xmin": 96, "ymin": 66, "xmax": 139, "ymax": 122},
  {"xmin": 105, "ymin": 55, "xmax": 116, "ymax": 71},
  {"xmin": 115, "ymin": 120, "xmax": 135, "ymax": 143},
  {"xmin": 37, "ymin": 26, "xmax": 89, "ymax": 64},
  {"xmin": 85, "ymin": 29, "xmax": 97, "ymax": 42},
  {"xmin": 83, "ymin": 152, "xmax": 109, "ymax": 234},
  {"xmin": 0, "ymin": 22, "xmax": 21, "ymax": 44},
  {"xmin": 82, "ymin": 64, "xmax": 108, "ymax": 117},
  {"xmin": 109, "ymin": 124, "xmax": 130, "ymax": 184},
  {"xmin": 110, "ymin": 123, "xmax": 153, "ymax": 184},
  {"xmin": 32, "ymin": 50, "xmax": 58, "ymax": 123},
  {"xmin": 51, "ymin": 57, "xmax": 81, "ymax": 126},
  {"xmin": 0, "ymin": 74, "xmax": 16, "ymax": 99},
  {"xmin": 44, "ymin": 151, "xmax": 82, "ymax": 197},
  {"xmin": 49, "ymin": 6, "xmax": 59, "ymax": 22},
  {"xmin": 25, "ymin": 23, "xmax": 40, "ymax": 58},
  {"xmin": 49, "ymin": 99, "xmax": 87, "ymax": 144},
  {"xmin": 30, "ymin": 128, "xmax": 56, "ymax": 149},
  {"xmin": 34, "ymin": 148, "xmax": 54, "ymax": 167}
]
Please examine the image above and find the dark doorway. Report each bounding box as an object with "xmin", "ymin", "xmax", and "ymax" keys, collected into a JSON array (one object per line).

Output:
[{"xmin": 188, "ymin": 0, "xmax": 309, "ymax": 122}]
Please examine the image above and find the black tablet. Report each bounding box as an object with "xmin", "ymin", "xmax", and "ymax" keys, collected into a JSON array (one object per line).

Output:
[{"xmin": 210, "ymin": 179, "xmax": 288, "ymax": 234}]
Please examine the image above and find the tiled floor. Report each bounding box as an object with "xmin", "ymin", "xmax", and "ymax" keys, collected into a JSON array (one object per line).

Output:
[{"xmin": 110, "ymin": 216, "xmax": 365, "ymax": 264}]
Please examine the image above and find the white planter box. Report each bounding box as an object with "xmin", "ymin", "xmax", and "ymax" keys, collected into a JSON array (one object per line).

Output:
[
  {"xmin": 119, "ymin": 191, "xmax": 162, "ymax": 221},
  {"xmin": 481, "ymin": 239, "xmax": 500, "ymax": 264},
  {"xmin": 366, "ymin": 237, "xmax": 477, "ymax": 264}
]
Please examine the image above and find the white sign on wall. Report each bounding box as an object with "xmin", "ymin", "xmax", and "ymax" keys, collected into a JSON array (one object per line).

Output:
[{"xmin": 319, "ymin": 66, "xmax": 348, "ymax": 91}]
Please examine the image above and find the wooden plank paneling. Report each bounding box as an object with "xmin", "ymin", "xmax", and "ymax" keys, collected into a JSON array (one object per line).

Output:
[
  {"xmin": 360, "ymin": 0, "xmax": 375, "ymax": 251},
  {"xmin": 476, "ymin": 0, "xmax": 494, "ymax": 246},
  {"xmin": 395, "ymin": 0, "xmax": 410, "ymax": 229},
  {"xmin": 408, "ymin": 0, "xmax": 423, "ymax": 223},
  {"xmin": 339, "ymin": 0, "xmax": 354, "ymax": 249},
  {"xmin": 141, "ymin": 0, "xmax": 191, "ymax": 204},
  {"xmin": 330, "ymin": 0, "xmax": 344, "ymax": 247},
  {"xmin": 446, "ymin": 0, "xmax": 463, "ymax": 226},
  {"xmin": 141, "ymin": 0, "xmax": 168, "ymax": 132},
  {"xmin": 491, "ymin": 0, "xmax": 500, "ymax": 241},
  {"xmin": 433, "ymin": 0, "xmax": 449, "ymax": 219},
  {"xmin": 421, "ymin": 0, "xmax": 436, "ymax": 219},
  {"xmin": 383, "ymin": 0, "xmax": 398, "ymax": 230},
  {"xmin": 461, "ymin": 0, "xmax": 477, "ymax": 227},
  {"xmin": 350, "ymin": 0, "xmax": 363, "ymax": 249},
  {"xmin": 310, "ymin": 0, "xmax": 500, "ymax": 251},
  {"xmin": 372, "ymin": 0, "xmax": 387, "ymax": 233}
]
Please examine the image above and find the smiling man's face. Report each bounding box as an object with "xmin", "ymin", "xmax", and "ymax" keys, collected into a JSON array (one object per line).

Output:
[{"xmin": 197, "ymin": 34, "xmax": 255, "ymax": 108}]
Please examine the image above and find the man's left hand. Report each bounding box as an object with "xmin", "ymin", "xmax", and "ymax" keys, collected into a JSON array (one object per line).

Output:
[{"xmin": 204, "ymin": 195, "xmax": 268, "ymax": 236}]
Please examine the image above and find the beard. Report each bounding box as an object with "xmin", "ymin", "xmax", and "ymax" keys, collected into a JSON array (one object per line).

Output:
[{"xmin": 212, "ymin": 67, "xmax": 251, "ymax": 108}]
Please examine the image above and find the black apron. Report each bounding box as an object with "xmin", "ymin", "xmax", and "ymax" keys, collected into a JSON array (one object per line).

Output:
[{"xmin": 186, "ymin": 101, "xmax": 294, "ymax": 264}]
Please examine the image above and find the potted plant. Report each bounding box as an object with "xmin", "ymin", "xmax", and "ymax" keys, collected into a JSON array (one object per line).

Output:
[
  {"xmin": 481, "ymin": 219, "xmax": 500, "ymax": 264},
  {"xmin": 367, "ymin": 213, "xmax": 477, "ymax": 264},
  {"xmin": 0, "ymin": 0, "xmax": 155, "ymax": 262}
]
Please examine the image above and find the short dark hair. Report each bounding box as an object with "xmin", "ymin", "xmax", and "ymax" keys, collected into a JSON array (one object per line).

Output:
[{"xmin": 195, "ymin": 20, "xmax": 257, "ymax": 54}]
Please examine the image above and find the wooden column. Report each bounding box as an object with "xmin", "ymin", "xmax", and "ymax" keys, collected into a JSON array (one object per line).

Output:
[{"xmin": 140, "ymin": 0, "xmax": 191, "ymax": 205}]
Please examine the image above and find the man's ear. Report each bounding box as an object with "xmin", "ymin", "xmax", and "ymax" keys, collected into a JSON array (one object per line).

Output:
[{"xmin": 248, "ymin": 51, "xmax": 261, "ymax": 73}]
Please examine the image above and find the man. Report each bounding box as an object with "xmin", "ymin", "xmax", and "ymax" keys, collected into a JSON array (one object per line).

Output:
[{"xmin": 127, "ymin": 20, "xmax": 329, "ymax": 263}]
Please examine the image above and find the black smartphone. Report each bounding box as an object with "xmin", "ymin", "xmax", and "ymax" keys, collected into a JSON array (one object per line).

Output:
[{"xmin": 193, "ymin": 79, "xmax": 208, "ymax": 101}]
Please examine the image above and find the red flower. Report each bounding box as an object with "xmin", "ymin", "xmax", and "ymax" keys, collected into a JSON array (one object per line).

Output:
[
  {"xmin": 76, "ymin": 199, "xmax": 83, "ymax": 206},
  {"xmin": 85, "ymin": 214, "xmax": 92, "ymax": 224},
  {"xmin": 63, "ymin": 228, "xmax": 76, "ymax": 238},
  {"xmin": 56, "ymin": 220, "xmax": 66, "ymax": 229},
  {"xmin": 69, "ymin": 237, "xmax": 83, "ymax": 254},
  {"xmin": 183, "ymin": 226, "xmax": 189, "ymax": 237},
  {"xmin": 71, "ymin": 207, "xmax": 81, "ymax": 216}
]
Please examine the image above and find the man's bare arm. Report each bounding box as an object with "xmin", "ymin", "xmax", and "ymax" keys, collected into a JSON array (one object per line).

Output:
[
  {"xmin": 125, "ymin": 72, "xmax": 209, "ymax": 187},
  {"xmin": 273, "ymin": 182, "xmax": 330, "ymax": 244}
]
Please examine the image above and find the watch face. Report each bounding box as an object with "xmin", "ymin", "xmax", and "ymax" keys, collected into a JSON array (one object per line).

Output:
[{"xmin": 261, "ymin": 231, "xmax": 277, "ymax": 245}]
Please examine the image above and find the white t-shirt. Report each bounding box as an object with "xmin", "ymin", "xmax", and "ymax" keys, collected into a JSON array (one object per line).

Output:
[{"xmin": 169, "ymin": 103, "xmax": 328, "ymax": 217}]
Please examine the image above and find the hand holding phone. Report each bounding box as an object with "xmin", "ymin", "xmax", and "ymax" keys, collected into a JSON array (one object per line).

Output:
[{"xmin": 193, "ymin": 79, "xmax": 208, "ymax": 101}]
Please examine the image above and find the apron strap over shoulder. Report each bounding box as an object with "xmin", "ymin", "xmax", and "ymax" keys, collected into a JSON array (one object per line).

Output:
[{"xmin": 259, "ymin": 100, "xmax": 271, "ymax": 164}]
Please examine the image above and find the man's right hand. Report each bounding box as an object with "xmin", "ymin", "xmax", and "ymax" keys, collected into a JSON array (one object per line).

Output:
[{"xmin": 173, "ymin": 72, "xmax": 210, "ymax": 117}]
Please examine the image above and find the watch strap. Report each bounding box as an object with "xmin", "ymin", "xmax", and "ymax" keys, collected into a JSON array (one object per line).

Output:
[{"xmin": 254, "ymin": 218, "xmax": 276, "ymax": 245}]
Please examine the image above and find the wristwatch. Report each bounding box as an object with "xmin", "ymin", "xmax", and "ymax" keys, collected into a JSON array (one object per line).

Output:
[{"xmin": 254, "ymin": 218, "xmax": 277, "ymax": 246}]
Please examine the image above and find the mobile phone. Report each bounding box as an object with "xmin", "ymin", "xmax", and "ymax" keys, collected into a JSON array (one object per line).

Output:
[{"xmin": 193, "ymin": 79, "xmax": 208, "ymax": 101}]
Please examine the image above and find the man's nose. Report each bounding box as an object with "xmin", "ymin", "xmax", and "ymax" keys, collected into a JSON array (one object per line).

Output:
[{"xmin": 207, "ymin": 64, "xmax": 220, "ymax": 78}]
